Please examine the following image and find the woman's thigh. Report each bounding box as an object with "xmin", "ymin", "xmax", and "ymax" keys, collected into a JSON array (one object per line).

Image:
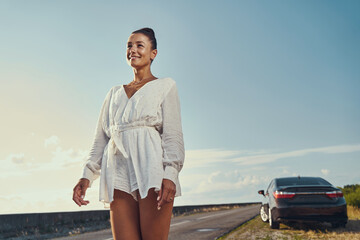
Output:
[
  {"xmin": 138, "ymin": 188, "xmax": 173, "ymax": 240},
  {"xmin": 110, "ymin": 189, "xmax": 141, "ymax": 240}
]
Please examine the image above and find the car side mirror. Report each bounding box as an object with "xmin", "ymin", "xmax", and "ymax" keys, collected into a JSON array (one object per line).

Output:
[{"xmin": 258, "ymin": 190, "xmax": 265, "ymax": 196}]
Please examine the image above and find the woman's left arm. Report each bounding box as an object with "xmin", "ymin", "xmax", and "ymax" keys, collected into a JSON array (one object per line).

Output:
[{"xmin": 157, "ymin": 82, "xmax": 185, "ymax": 209}]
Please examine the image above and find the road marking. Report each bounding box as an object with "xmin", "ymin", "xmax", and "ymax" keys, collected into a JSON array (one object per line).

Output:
[
  {"xmin": 197, "ymin": 211, "xmax": 234, "ymax": 220},
  {"xmin": 170, "ymin": 220, "xmax": 191, "ymax": 227},
  {"xmin": 103, "ymin": 238, "xmax": 113, "ymax": 240},
  {"xmin": 197, "ymin": 228, "xmax": 219, "ymax": 232}
]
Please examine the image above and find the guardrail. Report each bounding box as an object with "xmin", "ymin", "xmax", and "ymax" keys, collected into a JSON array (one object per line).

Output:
[{"xmin": 0, "ymin": 202, "xmax": 260, "ymax": 239}]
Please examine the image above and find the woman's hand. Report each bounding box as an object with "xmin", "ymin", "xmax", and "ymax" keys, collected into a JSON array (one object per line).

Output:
[
  {"xmin": 157, "ymin": 179, "xmax": 176, "ymax": 210},
  {"xmin": 72, "ymin": 178, "xmax": 90, "ymax": 207}
]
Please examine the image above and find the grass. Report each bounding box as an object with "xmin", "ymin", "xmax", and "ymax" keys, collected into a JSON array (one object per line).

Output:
[
  {"xmin": 219, "ymin": 206, "xmax": 360, "ymax": 240},
  {"xmin": 348, "ymin": 205, "xmax": 360, "ymax": 220}
]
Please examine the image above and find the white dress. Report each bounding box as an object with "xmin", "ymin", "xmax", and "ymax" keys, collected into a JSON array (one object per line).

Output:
[{"xmin": 82, "ymin": 77, "xmax": 185, "ymax": 205}]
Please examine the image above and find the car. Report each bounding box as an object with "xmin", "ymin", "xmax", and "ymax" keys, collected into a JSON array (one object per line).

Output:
[{"xmin": 258, "ymin": 176, "xmax": 348, "ymax": 229}]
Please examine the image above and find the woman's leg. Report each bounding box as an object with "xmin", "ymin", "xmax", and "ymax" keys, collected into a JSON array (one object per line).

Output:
[
  {"xmin": 138, "ymin": 188, "xmax": 174, "ymax": 240},
  {"xmin": 110, "ymin": 189, "xmax": 142, "ymax": 240}
]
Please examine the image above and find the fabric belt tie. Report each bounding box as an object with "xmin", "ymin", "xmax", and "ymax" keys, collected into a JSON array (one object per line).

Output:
[{"xmin": 109, "ymin": 125, "xmax": 155, "ymax": 159}]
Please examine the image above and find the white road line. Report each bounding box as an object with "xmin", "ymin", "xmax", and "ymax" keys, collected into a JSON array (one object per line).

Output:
[
  {"xmin": 103, "ymin": 238, "xmax": 113, "ymax": 240},
  {"xmin": 197, "ymin": 211, "xmax": 234, "ymax": 220},
  {"xmin": 170, "ymin": 220, "xmax": 191, "ymax": 227}
]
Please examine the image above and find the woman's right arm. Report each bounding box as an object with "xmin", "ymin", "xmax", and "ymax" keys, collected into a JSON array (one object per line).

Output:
[
  {"xmin": 81, "ymin": 89, "xmax": 112, "ymax": 186},
  {"xmin": 73, "ymin": 88, "xmax": 113, "ymax": 206}
]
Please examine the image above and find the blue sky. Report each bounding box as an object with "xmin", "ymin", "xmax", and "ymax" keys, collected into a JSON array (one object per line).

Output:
[{"xmin": 1, "ymin": 0, "xmax": 359, "ymax": 214}]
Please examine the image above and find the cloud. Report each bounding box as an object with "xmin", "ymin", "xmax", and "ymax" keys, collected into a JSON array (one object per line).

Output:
[
  {"xmin": 231, "ymin": 143, "xmax": 360, "ymax": 166},
  {"xmin": 187, "ymin": 170, "xmax": 270, "ymax": 195},
  {"xmin": 43, "ymin": 136, "xmax": 87, "ymax": 168},
  {"xmin": 176, "ymin": 144, "xmax": 360, "ymax": 206},
  {"xmin": 0, "ymin": 190, "xmax": 103, "ymax": 214},
  {"xmin": 184, "ymin": 148, "xmax": 268, "ymax": 168},
  {"xmin": 3, "ymin": 153, "xmax": 39, "ymax": 177},
  {"xmin": 50, "ymin": 146, "xmax": 88, "ymax": 168},
  {"xmin": 183, "ymin": 143, "xmax": 360, "ymax": 169},
  {"xmin": 44, "ymin": 135, "xmax": 59, "ymax": 148},
  {"xmin": 321, "ymin": 169, "xmax": 330, "ymax": 176},
  {"xmin": 7, "ymin": 153, "xmax": 25, "ymax": 164},
  {"xmin": 3, "ymin": 142, "xmax": 359, "ymax": 212},
  {"xmin": 2, "ymin": 135, "xmax": 87, "ymax": 178}
]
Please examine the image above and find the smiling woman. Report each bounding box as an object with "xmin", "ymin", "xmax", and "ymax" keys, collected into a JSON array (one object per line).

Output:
[
  {"xmin": 72, "ymin": 27, "xmax": 185, "ymax": 240},
  {"xmin": 123, "ymin": 29, "xmax": 158, "ymax": 99}
]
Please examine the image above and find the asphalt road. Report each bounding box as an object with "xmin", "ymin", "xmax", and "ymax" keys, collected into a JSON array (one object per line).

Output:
[{"xmin": 53, "ymin": 204, "xmax": 260, "ymax": 240}]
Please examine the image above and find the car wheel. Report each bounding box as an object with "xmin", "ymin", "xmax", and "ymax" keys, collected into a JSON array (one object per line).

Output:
[
  {"xmin": 269, "ymin": 208, "xmax": 280, "ymax": 229},
  {"xmin": 260, "ymin": 205, "xmax": 269, "ymax": 222},
  {"xmin": 331, "ymin": 222, "xmax": 346, "ymax": 228}
]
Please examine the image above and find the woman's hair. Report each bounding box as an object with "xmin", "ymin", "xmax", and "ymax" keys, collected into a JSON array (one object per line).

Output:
[{"xmin": 132, "ymin": 27, "xmax": 157, "ymax": 50}]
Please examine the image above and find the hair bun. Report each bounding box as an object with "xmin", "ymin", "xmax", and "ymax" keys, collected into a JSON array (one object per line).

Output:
[{"xmin": 143, "ymin": 28, "xmax": 155, "ymax": 35}]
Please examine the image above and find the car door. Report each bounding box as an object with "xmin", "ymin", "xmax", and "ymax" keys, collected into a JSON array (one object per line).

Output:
[{"xmin": 264, "ymin": 180, "xmax": 274, "ymax": 212}]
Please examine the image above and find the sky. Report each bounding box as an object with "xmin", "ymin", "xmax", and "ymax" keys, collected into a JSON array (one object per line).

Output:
[{"xmin": 0, "ymin": 0, "xmax": 359, "ymax": 214}]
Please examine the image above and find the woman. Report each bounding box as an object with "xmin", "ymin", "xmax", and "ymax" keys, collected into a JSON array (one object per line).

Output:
[{"xmin": 72, "ymin": 27, "xmax": 184, "ymax": 240}]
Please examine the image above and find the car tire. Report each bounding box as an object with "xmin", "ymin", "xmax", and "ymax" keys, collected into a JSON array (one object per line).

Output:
[
  {"xmin": 260, "ymin": 205, "xmax": 269, "ymax": 222},
  {"xmin": 269, "ymin": 208, "xmax": 280, "ymax": 229}
]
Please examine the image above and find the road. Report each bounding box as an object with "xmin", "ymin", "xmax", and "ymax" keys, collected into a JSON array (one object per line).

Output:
[{"xmin": 53, "ymin": 204, "xmax": 259, "ymax": 240}]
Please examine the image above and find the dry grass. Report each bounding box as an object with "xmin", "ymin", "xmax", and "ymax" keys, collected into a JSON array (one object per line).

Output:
[
  {"xmin": 348, "ymin": 205, "xmax": 360, "ymax": 220},
  {"xmin": 220, "ymin": 206, "xmax": 360, "ymax": 240}
]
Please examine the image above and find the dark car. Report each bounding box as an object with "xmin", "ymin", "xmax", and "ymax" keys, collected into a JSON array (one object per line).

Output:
[{"xmin": 258, "ymin": 176, "xmax": 348, "ymax": 229}]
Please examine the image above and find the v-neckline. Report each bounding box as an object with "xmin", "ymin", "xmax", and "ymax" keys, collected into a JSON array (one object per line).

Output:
[{"xmin": 122, "ymin": 78, "xmax": 159, "ymax": 100}]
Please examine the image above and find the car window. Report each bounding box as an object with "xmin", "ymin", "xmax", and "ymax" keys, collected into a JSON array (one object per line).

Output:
[
  {"xmin": 266, "ymin": 180, "xmax": 274, "ymax": 194},
  {"xmin": 276, "ymin": 178, "xmax": 331, "ymax": 187}
]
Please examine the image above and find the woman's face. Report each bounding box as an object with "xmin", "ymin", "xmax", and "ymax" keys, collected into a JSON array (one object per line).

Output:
[{"xmin": 126, "ymin": 33, "xmax": 157, "ymax": 69}]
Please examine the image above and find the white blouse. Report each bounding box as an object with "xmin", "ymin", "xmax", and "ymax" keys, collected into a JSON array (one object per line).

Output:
[{"xmin": 82, "ymin": 77, "xmax": 184, "ymax": 205}]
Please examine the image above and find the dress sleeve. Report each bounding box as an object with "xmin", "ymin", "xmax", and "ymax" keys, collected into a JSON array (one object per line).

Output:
[
  {"xmin": 81, "ymin": 89, "xmax": 112, "ymax": 187},
  {"xmin": 161, "ymin": 83, "xmax": 185, "ymax": 185}
]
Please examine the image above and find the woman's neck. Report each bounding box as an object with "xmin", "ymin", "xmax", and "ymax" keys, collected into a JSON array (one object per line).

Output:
[{"xmin": 132, "ymin": 67, "xmax": 155, "ymax": 83}]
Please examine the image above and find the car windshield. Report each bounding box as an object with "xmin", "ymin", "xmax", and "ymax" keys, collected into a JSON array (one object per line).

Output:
[{"xmin": 276, "ymin": 177, "xmax": 331, "ymax": 187}]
